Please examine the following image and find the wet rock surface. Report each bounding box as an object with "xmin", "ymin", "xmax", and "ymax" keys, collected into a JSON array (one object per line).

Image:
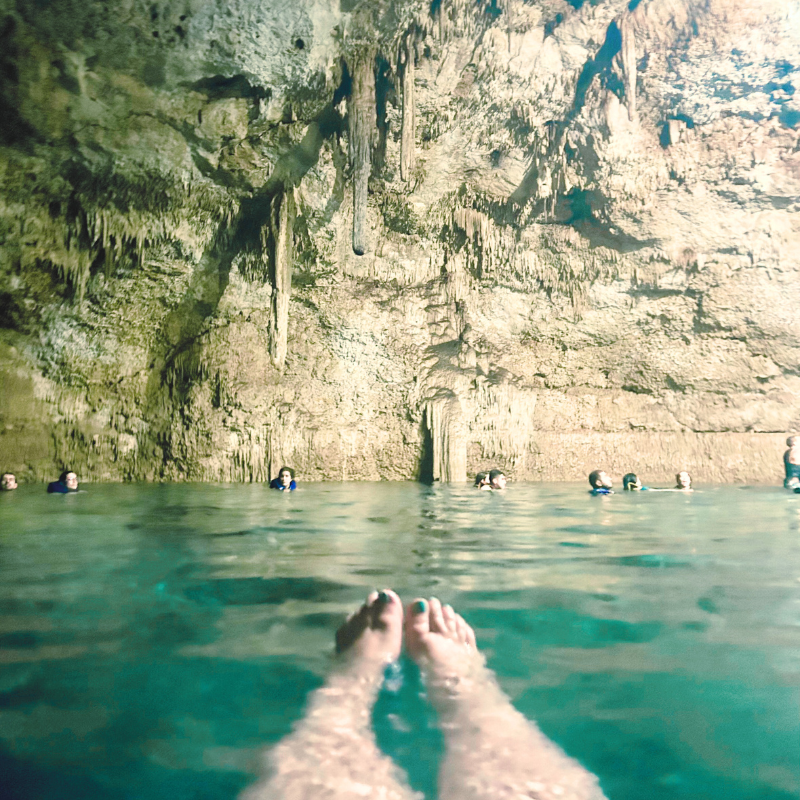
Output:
[{"xmin": 0, "ymin": 0, "xmax": 798, "ymax": 483}]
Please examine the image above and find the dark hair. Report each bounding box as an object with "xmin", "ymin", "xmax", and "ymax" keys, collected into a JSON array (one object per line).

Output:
[
  {"xmin": 622, "ymin": 473, "xmax": 639, "ymax": 490},
  {"xmin": 474, "ymin": 471, "xmax": 488, "ymax": 486},
  {"xmin": 488, "ymin": 469, "xmax": 505, "ymax": 484},
  {"xmin": 278, "ymin": 466, "xmax": 295, "ymax": 480},
  {"xmin": 588, "ymin": 470, "xmax": 603, "ymax": 488},
  {"xmin": 675, "ymin": 472, "xmax": 692, "ymax": 488},
  {"xmin": 59, "ymin": 470, "xmax": 74, "ymax": 483}
]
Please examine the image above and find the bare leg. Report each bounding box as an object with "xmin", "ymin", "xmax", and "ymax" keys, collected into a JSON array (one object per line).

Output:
[
  {"xmin": 406, "ymin": 598, "xmax": 607, "ymax": 800},
  {"xmin": 243, "ymin": 590, "xmax": 419, "ymax": 800}
]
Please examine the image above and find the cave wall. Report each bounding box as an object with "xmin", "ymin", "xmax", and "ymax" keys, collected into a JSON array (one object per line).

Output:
[{"xmin": 0, "ymin": 0, "xmax": 799, "ymax": 484}]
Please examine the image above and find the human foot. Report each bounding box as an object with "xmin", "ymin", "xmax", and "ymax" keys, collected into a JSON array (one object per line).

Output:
[
  {"xmin": 335, "ymin": 589, "xmax": 404, "ymax": 676},
  {"xmin": 405, "ymin": 597, "xmax": 485, "ymax": 701},
  {"xmin": 405, "ymin": 601, "xmax": 608, "ymax": 800}
]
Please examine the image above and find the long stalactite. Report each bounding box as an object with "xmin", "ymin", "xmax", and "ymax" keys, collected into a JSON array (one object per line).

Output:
[
  {"xmin": 620, "ymin": 18, "xmax": 637, "ymax": 122},
  {"xmin": 400, "ymin": 36, "xmax": 416, "ymax": 182},
  {"xmin": 348, "ymin": 51, "xmax": 377, "ymax": 256},
  {"xmin": 268, "ymin": 187, "xmax": 295, "ymax": 368},
  {"xmin": 425, "ymin": 393, "xmax": 467, "ymax": 482}
]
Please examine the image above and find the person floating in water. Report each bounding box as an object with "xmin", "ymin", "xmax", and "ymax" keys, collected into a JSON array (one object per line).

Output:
[
  {"xmin": 622, "ymin": 473, "xmax": 647, "ymax": 491},
  {"xmin": 474, "ymin": 471, "xmax": 491, "ymax": 489},
  {"xmin": 784, "ymin": 435, "xmax": 800, "ymax": 489},
  {"xmin": 488, "ymin": 468, "xmax": 507, "ymax": 490},
  {"xmin": 47, "ymin": 471, "xmax": 78, "ymax": 494},
  {"xmin": 269, "ymin": 466, "xmax": 296, "ymax": 491},
  {"xmin": 474, "ymin": 469, "xmax": 506, "ymax": 490},
  {"xmin": 241, "ymin": 591, "xmax": 607, "ymax": 800},
  {"xmin": 622, "ymin": 473, "xmax": 646, "ymax": 491},
  {"xmin": 1, "ymin": 473, "xmax": 17, "ymax": 491},
  {"xmin": 588, "ymin": 470, "xmax": 613, "ymax": 495},
  {"xmin": 674, "ymin": 471, "xmax": 693, "ymax": 491}
]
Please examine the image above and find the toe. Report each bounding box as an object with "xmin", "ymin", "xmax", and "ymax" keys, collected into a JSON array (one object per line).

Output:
[
  {"xmin": 454, "ymin": 613, "xmax": 468, "ymax": 644},
  {"xmin": 371, "ymin": 589, "xmax": 403, "ymax": 630},
  {"xmin": 428, "ymin": 597, "xmax": 447, "ymax": 634},
  {"xmin": 366, "ymin": 590, "xmax": 380, "ymax": 606},
  {"xmin": 460, "ymin": 614, "xmax": 477, "ymax": 649},
  {"xmin": 335, "ymin": 592, "xmax": 377, "ymax": 654},
  {"xmin": 442, "ymin": 603, "xmax": 458, "ymax": 637},
  {"xmin": 406, "ymin": 597, "xmax": 430, "ymax": 646}
]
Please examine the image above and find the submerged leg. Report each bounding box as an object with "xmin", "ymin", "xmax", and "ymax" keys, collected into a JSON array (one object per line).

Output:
[
  {"xmin": 405, "ymin": 597, "xmax": 607, "ymax": 800},
  {"xmin": 242, "ymin": 590, "xmax": 418, "ymax": 800}
]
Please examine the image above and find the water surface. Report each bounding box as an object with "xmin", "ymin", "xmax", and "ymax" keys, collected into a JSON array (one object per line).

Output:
[{"xmin": 1, "ymin": 483, "xmax": 799, "ymax": 800}]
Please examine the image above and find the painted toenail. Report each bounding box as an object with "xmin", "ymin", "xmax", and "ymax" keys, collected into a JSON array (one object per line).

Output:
[
  {"xmin": 413, "ymin": 600, "xmax": 427, "ymax": 613},
  {"xmin": 378, "ymin": 591, "xmax": 391, "ymax": 604}
]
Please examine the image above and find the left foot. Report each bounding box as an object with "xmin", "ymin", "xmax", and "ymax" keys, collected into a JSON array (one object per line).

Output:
[{"xmin": 335, "ymin": 590, "xmax": 404, "ymax": 676}]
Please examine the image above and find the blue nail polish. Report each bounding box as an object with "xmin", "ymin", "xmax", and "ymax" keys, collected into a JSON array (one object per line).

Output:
[
  {"xmin": 378, "ymin": 591, "xmax": 390, "ymax": 604},
  {"xmin": 413, "ymin": 599, "xmax": 427, "ymax": 613}
]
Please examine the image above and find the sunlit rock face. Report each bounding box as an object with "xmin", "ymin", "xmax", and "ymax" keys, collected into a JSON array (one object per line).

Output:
[{"xmin": 0, "ymin": 0, "xmax": 798, "ymax": 483}]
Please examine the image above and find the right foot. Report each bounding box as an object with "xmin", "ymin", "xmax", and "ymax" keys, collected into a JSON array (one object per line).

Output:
[{"xmin": 405, "ymin": 597, "xmax": 485, "ymax": 702}]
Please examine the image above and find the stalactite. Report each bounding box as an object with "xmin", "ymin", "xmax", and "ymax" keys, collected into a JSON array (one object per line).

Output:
[
  {"xmin": 400, "ymin": 36, "xmax": 416, "ymax": 182},
  {"xmin": 620, "ymin": 18, "xmax": 637, "ymax": 122},
  {"xmin": 231, "ymin": 426, "xmax": 270, "ymax": 482},
  {"xmin": 425, "ymin": 393, "xmax": 467, "ymax": 482},
  {"xmin": 348, "ymin": 51, "xmax": 377, "ymax": 256},
  {"xmin": 268, "ymin": 187, "xmax": 295, "ymax": 368}
]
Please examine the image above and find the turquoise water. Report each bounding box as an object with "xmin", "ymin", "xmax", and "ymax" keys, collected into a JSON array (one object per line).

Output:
[{"xmin": 0, "ymin": 483, "xmax": 799, "ymax": 800}]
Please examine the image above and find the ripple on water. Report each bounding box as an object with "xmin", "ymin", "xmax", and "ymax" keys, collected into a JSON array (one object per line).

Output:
[{"xmin": 0, "ymin": 482, "xmax": 797, "ymax": 800}]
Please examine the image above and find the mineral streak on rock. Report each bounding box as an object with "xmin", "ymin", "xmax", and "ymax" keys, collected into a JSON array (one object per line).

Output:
[
  {"xmin": 620, "ymin": 16, "xmax": 637, "ymax": 122},
  {"xmin": 268, "ymin": 188, "xmax": 295, "ymax": 368},
  {"xmin": 400, "ymin": 35, "xmax": 416, "ymax": 182},
  {"xmin": 348, "ymin": 51, "xmax": 377, "ymax": 256}
]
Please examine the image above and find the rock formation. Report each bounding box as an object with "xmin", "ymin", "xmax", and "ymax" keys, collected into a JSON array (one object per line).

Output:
[{"xmin": 0, "ymin": 0, "xmax": 798, "ymax": 484}]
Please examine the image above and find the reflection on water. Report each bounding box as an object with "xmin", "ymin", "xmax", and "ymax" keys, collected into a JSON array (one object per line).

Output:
[{"xmin": 1, "ymin": 483, "xmax": 799, "ymax": 800}]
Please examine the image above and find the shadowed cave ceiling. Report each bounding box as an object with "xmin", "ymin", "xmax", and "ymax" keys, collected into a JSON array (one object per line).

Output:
[{"xmin": 0, "ymin": 0, "xmax": 799, "ymax": 483}]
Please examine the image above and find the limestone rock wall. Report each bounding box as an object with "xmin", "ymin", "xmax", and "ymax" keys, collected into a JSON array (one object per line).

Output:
[{"xmin": 0, "ymin": 0, "xmax": 798, "ymax": 484}]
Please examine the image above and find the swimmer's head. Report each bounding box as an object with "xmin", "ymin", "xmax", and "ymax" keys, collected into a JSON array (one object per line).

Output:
[
  {"xmin": 675, "ymin": 471, "xmax": 692, "ymax": 490},
  {"xmin": 278, "ymin": 466, "xmax": 294, "ymax": 487},
  {"xmin": 1, "ymin": 473, "xmax": 17, "ymax": 491},
  {"xmin": 622, "ymin": 473, "xmax": 642, "ymax": 491},
  {"xmin": 787, "ymin": 435, "xmax": 799, "ymax": 448},
  {"xmin": 59, "ymin": 471, "xmax": 78, "ymax": 491},
  {"xmin": 488, "ymin": 469, "xmax": 507, "ymax": 490},
  {"xmin": 474, "ymin": 471, "xmax": 489, "ymax": 487},
  {"xmin": 589, "ymin": 470, "xmax": 612, "ymax": 489}
]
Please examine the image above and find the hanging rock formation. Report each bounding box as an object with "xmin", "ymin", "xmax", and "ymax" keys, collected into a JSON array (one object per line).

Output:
[
  {"xmin": 348, "ymin": 50, "xmax": 377, "ymax": 256},
  {"xmin": 424, "ymin": 392, "xmax": 467, "ymax": 483},
  {"xmin": 268, "ymin": 188, "xmax": 295, "ymax": 368},
  {"xmin": 400, "ymin": 34, "xmax": 417, "ymax": 182},
  {"xmin": 0, "ymin": 0, "xmax": 799, "ymax": 484},
  {"xmin": 620, "ymin": 16, "xmax": 638, "ymax": 122}
]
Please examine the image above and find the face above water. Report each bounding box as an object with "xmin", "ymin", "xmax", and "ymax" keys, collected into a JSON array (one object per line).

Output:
[
  {"xmin": 1, "ymin": 473, "xmax": 17, "ymax": 490},
  {"xmin": 677, "ymin": 472, "xmax": 691, "ymax": 489},
  {"xmin": 491, "ymin": 474, "xmax": 507, "ymax": 490},
  {"xmin": 598, "ymin": 472, "xmax": 613, "ymax": 489},
  {"xmin": 65, "ymin": 472, "xmax": 78, "ymax": 491},
  {"xmin": 279, "ymin": 471, "xmax": 292, "ymax": 487}
]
